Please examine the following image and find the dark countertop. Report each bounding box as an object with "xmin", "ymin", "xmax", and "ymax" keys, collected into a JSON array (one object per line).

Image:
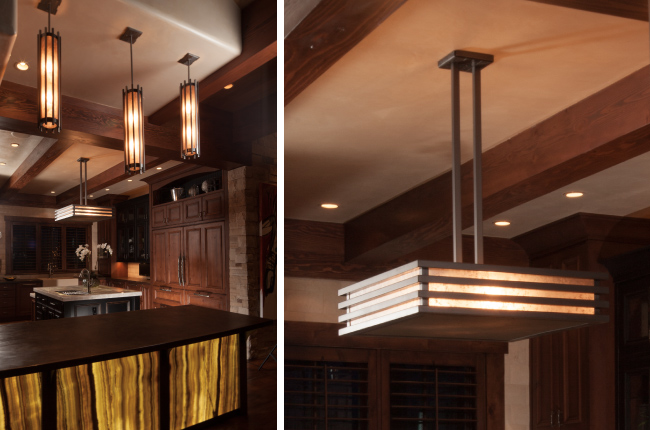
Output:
[{"xmin": 0, "ymin": 306, "xmax": 272, "ymax": 378}]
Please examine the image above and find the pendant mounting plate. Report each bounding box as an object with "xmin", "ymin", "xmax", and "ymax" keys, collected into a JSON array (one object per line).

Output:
[
  {"xmin": 119, "ymin": 27, "xmax": 143, "ymax": 44},
  {"xmin": 438, "ymin": 50, "xmax": 494, "ymax": 72}
]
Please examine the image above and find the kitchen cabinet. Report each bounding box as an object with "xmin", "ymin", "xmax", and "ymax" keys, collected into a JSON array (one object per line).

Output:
[
  {"xmin": 531, "ymin": 328, "xmax": 588, "ymax": 429},
  {"xmin": 34, "ymin": 290, "xmax": 140, "ymax": 319},
  {"xmin": 116, "ymin": 195, "xmax": 149, "ymax": 262},
  {"xmin": 0, "ymin": 281, "xmax": 43, "ymax": 321}
]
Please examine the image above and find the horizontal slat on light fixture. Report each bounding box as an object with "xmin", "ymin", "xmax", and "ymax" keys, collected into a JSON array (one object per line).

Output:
[
  {"xmin": 55, "ymin": 205, "xmax": 114, "ymax": 222},
  {"xmin": 338, "ymin": 260, "xmax": 609, "ymax": 342}
]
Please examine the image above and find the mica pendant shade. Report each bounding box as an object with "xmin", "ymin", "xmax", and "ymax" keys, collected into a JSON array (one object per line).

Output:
[
  {"xmin": 120, "ymin": 27, "xmax": 145, "ymax": 174},
  {"xmin": 37, "ymin": 24, "xmax": 61, "ymax": 132},
  {"xmin": 179, "ymin": 53, "xmax": 200, "ymax": 159},
  {"xmin": 123, "ymin": 86, "xmax": 145, "ymax": 173}
]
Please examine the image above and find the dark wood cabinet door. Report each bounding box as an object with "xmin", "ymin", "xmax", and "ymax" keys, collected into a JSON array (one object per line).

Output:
[
  {"xmin": 151, "ymin": 230, "xmax": 168, "ymax": 285},
  {"xmin": 183, "ymin": 199, "xmax": 202, "ymax": 224},
  {"xmin": 166, "ymin": 202, "xmax": 182, "ymax": 225},
  {"xmin": 531, "ymin": 328, "xmax": 588, "ymax": 430},
  {"xmin": 202, "ymin": 222, "xmax": 226, "ymax": 294},
  {"xmin": 184, "ymin": 291, "xmax": 227, "ymax": 310},
  {"xmin": 165, "ymin": 228, "xmax": 183, "ymax": 286},
  {"xmin": 151, "ymin": 206, "xmax": 167, "ymax": 228},
  {"xmin": 17, "ymin": 283, "xmax": 38, "ymax": 317},
  {"xmin": 202, "ymin": 192, "xmax": 224, "ymax": 221},
  {"xmin": 183, "ymin": 225, "xmax": 203, "ymax": 289}
]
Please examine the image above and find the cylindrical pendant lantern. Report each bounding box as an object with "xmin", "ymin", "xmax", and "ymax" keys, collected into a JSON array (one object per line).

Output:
[
  {"xmin": 123, "ymin": 86, "xmax": 145, "ymax": 173},
  {"xmin": 37, "ymin": 24, "xmax": 61, "ymax": 132},
  {"xmin": 178, "ymin": 53, "xmax": 200, "ymax": 159},
  {"xmin": 180, "ymin": 79, "xmax": 200, "ymax": 159},
  {"xmin": 119, "ymin": 27, "xmax": 145, "ymax": 174}
]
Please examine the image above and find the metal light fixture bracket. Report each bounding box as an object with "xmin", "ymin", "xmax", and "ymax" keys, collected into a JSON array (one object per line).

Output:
[
  {"xmin": 178, "ymin": 53, "xmax": 199, "ymax": 67},
  {"xmin": 37, "ymin": 0, "xmax": 61, "ymax": 15},
  {"xmin": 118, "ymin": 27, "xmax": 142, "ymax": 44}
]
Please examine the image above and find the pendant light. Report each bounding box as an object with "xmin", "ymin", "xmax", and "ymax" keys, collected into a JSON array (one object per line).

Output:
[
  {"xmin": 337, "ymin": 51, "xmax": 609, "ymax": 342},
  {"xmin": 178, "ymin": 53, "xmax": 200, "ymax": 159},
  {"xmin": 120, "ymin": 27, "xmax": 145, "ymax": 174},
  {"xmin": 37, "ymin": 0, "xmax": 61, "ymax": 133},
  {"xmin": 55, "ymin": 158, "xmax": 114, "ymax": 222}
]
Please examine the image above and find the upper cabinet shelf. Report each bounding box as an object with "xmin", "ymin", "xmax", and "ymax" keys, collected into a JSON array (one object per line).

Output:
[{"xmin": 152, "ymin": 171, "xmax": 222, "ymax": 206}]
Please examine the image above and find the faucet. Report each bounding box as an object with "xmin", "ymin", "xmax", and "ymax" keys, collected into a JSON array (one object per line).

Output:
[
  {"xmin": 47, "ymin": 262, "xmax": 53, "ymax": 278},
  {"xmin": 79, "ymin": 269, "xmax": 91, "ymax": 293}
]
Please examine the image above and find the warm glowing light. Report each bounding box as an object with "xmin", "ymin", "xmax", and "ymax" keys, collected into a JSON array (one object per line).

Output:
[
  {"xmin": 15, "ymin": 61, "xmax": 29, "ymax": 71},
  {"xmin": 10, "ymin": 143, "xmax": 19, "ymax": 148},
  {"xmin": 105, "ymin": 188, "xmax": 110, "ymax": 191},
  {"xmin": 156, "ymin": 167, "xmax": 162, "ymax": 170},
  {"xmin": 321, "ymin": 203, "xmax": 338, "ymax": 209},
  {"xmin": 123, "ymin": 87, "xmax": 145, "ymax": 173},
  {"xmin": 180, "ymin": 79, "xmax": 200, "ymax": 159},
  {"xmin": 37, "ymin": 29, "xmax": 61, "ymax": 132},
  {"xmin": 89, "ymin": 195, "xmax": 94, "ymax": 198},
  {"xmin": 0, "ymin": 163, "xmax": 5, "ymax": 166},
  {"xmin": 338, "ymin": 261, "xmax": 609, "ymax": 341},
  {"xmin": 494, "ymin": 221, "xmax": 510, "ymax": 226},
  {"xmin": 565, "ymin": 192, "xmax": 584, "ymax": 198},
  {"xmin": 50, "ymin": 191, "xmax": 55, "ymax": 194},
  {"xmin": 224, "ymin": 84, "xmax": 233, "ymax": 90},
  {"xmin": 127, "ymin": 179, "xmax": 133, "ymax": 182}
]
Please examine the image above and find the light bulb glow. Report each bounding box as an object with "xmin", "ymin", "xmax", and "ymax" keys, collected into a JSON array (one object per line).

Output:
[
  {"xmin": 321, "ymin": 203, "xmax": 339, "ymax": 209},
  {"xmin": 37, "ymin": 30, "xmax": 61, "ymax": 132},
  {"xmin": 494, "ymin": 221, "xmax": 510, "ymax": 226},
  {"xmin": 564, "ymin": 192, "xmax": 584, "ymax": 198}
]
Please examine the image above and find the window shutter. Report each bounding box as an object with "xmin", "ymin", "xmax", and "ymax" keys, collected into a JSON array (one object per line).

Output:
[
  {"xmin": 65, "ymin": 227, "xmax": 87, "ymax": 270},
  {"xmin": 41, "ymin": 226, "xmax": 62, "ymax": 271},
  {"xmin": 12, "ymin": 225, "xmax": 37, "ymax": 272}
]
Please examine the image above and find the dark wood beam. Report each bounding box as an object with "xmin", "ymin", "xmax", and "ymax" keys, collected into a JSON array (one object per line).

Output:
[
  {"xmin": 286, "ymin": 219, "xmax": 528, "ymax": 281},
  {"xmin": 284, "ymin": 0, "xmax": 408, "ymax": 106},
  {"xmin": 0, "ymin": 137, "xmax": 66, "ymax": 198},
  {"xmin": 0, "ymin": 194, "xmax": 58, "ymax": 208},
  {"xmin": 0, "ymin": 81, "xmax": 248, "ymax": 169},
  {"xmin": 284, "ymin": 0, "xmax": 322, "ymax": 37},
  {"xmin": 148, "ymin": 0, "xmax": 277, "ymax": 126},
  {"xmin": 56, "ymin": 156, "xmax": 167, "ymax": 206},
  {"xmin": 527, "ymin": 0, "xmax": 648, "ymax": 21},
  {"xmin": 345, "ymin": 65, "xmax": 650, "ymax": 263}
]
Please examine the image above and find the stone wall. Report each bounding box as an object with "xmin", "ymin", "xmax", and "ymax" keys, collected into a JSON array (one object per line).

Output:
[{"xmin": 228, "ymin": 133, "xmax": 277, "ymax": 359}]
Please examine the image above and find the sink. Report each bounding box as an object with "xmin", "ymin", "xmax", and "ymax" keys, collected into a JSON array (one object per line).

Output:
[
  {"xmin": 37, "ymin": 278, "xmax": 80, "ymax": 288},
  {"xmin": 56, "ymin": 290, "xmax": 89, "ymax": 296}
]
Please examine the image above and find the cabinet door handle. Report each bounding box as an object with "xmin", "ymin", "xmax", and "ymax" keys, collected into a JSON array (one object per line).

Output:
[
  {"xmin": 181, "ymin": 255, "xmax": 185, "ymax": 287},
  {"xmin": 557, "ymin": 410, "xmax": 562, "ymax": 427},
  {"xmin": 160, "ymin": 287, "xmax": 172, "ymax": 292},
  {"xmin": 177, "ymin": 255, "xmax": 181, "ymax": 285},
  {"xmin": 194, "ymin": 291, "xmax": 210, "ymax": 298},
  {"xmin": 550, "ymin": 411, "xmax": 554, "ymax": 427}
]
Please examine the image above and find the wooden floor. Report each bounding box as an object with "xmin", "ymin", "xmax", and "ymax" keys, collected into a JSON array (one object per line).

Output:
[{"xmin": 199, "ymin": 355, "xmax": 277, "ymax": 429}]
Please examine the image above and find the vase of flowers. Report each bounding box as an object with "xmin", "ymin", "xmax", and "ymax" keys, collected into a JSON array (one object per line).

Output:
[
  {"xmin": 97, "ymin": 243, "xmax": 113, "ymax": 259},
  {"xmin": 75, "ymin": 244, "xmax": 91, "ymax": 262}
]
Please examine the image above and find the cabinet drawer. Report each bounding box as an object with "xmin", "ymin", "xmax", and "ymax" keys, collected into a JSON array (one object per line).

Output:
[
  {"xmin": 0, "ymin": 308, "xmax": 15, "ymax": 318},
  {"xmin": 184, "ymin": 290, "xmax": 227, "ymax": 311},
  {"xmin": 0, "ymin": 297, "xmax": 15, "ymax": 308},
  {"xmin": 0, "ymin": 289, "xmax": 15, "ymax": 299},
  {"xmin": 0, "ymin": 284, "xmax": 16, "ymax": 291},
  {"xmin": 153, "ymin": 286, "xmax": 182, "ymax": 304}
]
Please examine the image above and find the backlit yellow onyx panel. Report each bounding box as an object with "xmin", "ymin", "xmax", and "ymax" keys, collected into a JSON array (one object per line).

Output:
[
  {"xmin": 56, "ymin": 352, "xmax": 159, "ymax": 430},
  {"xmin": 169, "ymin": 335, "xmax": 240, "ymax": 430},
  {"xmin": 91, "ymin": 353, "xmax": 159, "ymax": 430},
  {"xmin": 0, "ymin": 373, "xmax": 41, "ymax": 430}
]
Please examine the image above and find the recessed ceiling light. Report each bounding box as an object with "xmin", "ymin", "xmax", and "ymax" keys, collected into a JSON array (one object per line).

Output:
[
  {"xmin": 14, "ymin": 61, "xmax": 29, "ymax": 71},
  {"xmin": 224, "ymin": 84, "xmax": 233, "ymax": 90},
  {"xmin": 321, "ymin": 203, "xmax": 338, "ymax": 209},
  {"xmin": 156, "ymin": 167, "xmax": 162, "ymax": 170},
  {"xmin": 10, "ymin": 143, "xmax": 19, "ymax": 148},
  {"xmin": 89, "ymin": 195, "xmax": 94, "ymax": 198},
  {"xmin": 50, "ymin": 191, "xmax": 55, "ymax": 194},
  {"xmin": 0, "ymin": 162, "xmax": 5, "ymax": 166},
  {"xmin": 105, "ymin": 188, "xmax": 110, "ymax": 191},
  {"xmin": 127, "ymin": 179, "xmax": 133, "ymax": 182},
  {"xmin": 494, "ymin": 221, "xmax": 511, "ymax": 226},
  {"xmin": 564, "ymin": 192, "xmax": 584, "ymax": 198}
]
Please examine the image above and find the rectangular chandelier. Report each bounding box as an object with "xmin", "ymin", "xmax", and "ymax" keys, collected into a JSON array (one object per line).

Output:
[
  {"xmin": 338, "ymin": 260, "xmax": 608, "ymax": 342},
  {"xmin": 55, "ymin": 205, "xmax": 114, "ymax": 222}
]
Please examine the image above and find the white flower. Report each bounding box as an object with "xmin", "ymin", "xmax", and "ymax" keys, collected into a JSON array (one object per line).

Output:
[
  {"xmin": 75, "ymin": 244, "xmax": 91, "ymax": 262},
  {"xmin": 97, "ymin": 243, "xmax": 113, "ymax": 256}
]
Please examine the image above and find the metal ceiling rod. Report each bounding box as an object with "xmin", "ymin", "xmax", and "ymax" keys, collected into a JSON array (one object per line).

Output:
[
  {"xmin": 438, "ymin": 50, "xmax": 494, "ymax": 264},
  {"xmin": 78, "ymin": 157, "xmax": 89, "ymax": 205}
]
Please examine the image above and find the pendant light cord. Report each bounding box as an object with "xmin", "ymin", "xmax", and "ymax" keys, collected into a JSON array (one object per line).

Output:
[
  {"xmin": 47, "ymin": 1, "xmax": 51, "ymax": 31},
  {"xmin": 130, "ymin": 36, "xmax": 134, "ymax": 89},
  {"xmin": 187, "ymin": 64, "xmax": 190, "ymax": 82}
]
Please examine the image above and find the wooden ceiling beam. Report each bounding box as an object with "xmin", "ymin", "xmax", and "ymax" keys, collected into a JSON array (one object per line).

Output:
[
  {"xmin": 148, "ymin": 0, "xmax": 277, "ymax": 126},
  {"xmin": 284, "ymin": 0, "xmax": 322, "ymax": 37},
  {"xmin": 0, "ymin": 81, "xmax": 248, "ymax": 169},
  {"xmin": 55, "ymin": 156, "xmax": 167, "ymax": 206},
  {"xmin": 345, "ymin": 65, "xmax": 650, "ymax": 263},
  {"xmin": 284, "ymin": 0, "xmax": 409, "ymax": 106},
  {"xmin": 527, "ymin": 0, "xmax": 648, "ymax": 21},
  {"xmin": 0, "ymin": 137, "xmax": 72, "ymax": 200}
]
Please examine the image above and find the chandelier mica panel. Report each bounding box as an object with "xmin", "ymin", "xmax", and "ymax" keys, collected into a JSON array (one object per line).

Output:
[{"xmin": 338, "ymin": 260, "xmax": 608, "ymax": 342}]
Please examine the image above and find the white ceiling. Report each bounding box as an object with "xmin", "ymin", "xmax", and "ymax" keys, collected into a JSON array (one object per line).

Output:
[
  {"xmin": 284, "ymin": 0, "xmax": 650, "ymax": 227},
  {"xmin": 0, "ymin": 130, "xmax": 44, "ymax": 189},
  {"xmin": 3, "ymin": 0, "xmax": 242, "ymax": 115}
]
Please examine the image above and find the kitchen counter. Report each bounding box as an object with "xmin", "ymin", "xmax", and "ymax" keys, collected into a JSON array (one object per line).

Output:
[
  {"xmin": 34, "ymin": 285, "xmax": 141, "ymax": 301},
  {"xmin": 110, "ymin": 276, "xmax": 150, "ymax": 283},
  {"xmin": 0, "ymin": 306, "xmax": 272, "ymax": 428}
]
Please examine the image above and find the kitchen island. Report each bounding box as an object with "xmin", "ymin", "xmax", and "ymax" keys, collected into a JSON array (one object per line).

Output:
[
  {"xmin": 0, "ymin": 305, "xmax": 272, "ymax": 429},
  {"xmin": 34, "ymin": 285, "xmax": 142, "ymax": 319}
]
